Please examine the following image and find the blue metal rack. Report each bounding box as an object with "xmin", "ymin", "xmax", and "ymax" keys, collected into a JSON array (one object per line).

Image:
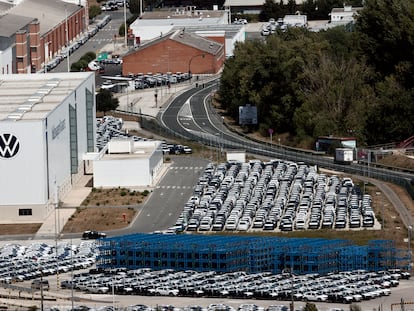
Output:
[{"xmin": 96, "ymin": 233, "xmax": 407, "ymax": 275}]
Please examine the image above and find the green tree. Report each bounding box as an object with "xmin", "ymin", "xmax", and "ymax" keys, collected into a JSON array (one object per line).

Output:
[
  {"xmin": 259, "ymin": 0, "xmax": 279, "ymax": 22},
  {"xmin": 129, "ymin": 0, "xmax": 143, "ymax": 14},
  {"xmin": 219, "ymin": 28, "xmax": 328, "ymax": 137},
  {"xmin": 89, "ymin": 5, "xmax": 101, "ymax": 20},
  {"xmin": 319, "ymin": 26, "xmax": 359, "ymax": 60},
  {"xmin": 294, "ymin": 53, "xmax": 374, "ymax": 144},
  {"xmin": 364, "ymin": 76, "xmax": 414, "ymax": 144},
  {"xmin": 96, "ymin": 89, "xmax": 119, "ymax": 113},
  {"xmin": 119, "ymin": 23, "xmax": 126, "ymax": 37},
  {"xmin": 356, "ymin": 0, "xmax": 414, "ymax": 87},
  {"xmin": 286, "ymin": 0, "xmax": 298, "ymax": 14},
  {"xmin": 303, "ymin": 302, "xmax": 318, "ymax": 311},
  {"xmin": 70, "ymin": 59, "xmax": 88, "ymax": 72},
  {"xmin": 80, "ymin": 51, "xmax": 97, "ymax": 63}
]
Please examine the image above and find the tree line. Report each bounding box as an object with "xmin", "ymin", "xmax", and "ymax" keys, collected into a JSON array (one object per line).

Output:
[{"xmin": 217, "ymin": 0, "xmax": 414, "ymax": 148}]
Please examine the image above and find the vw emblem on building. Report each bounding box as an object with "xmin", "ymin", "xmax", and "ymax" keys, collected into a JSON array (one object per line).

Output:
[{"xmin": 0, "ymin": 134, "xmax": 20, "ymax": 158}]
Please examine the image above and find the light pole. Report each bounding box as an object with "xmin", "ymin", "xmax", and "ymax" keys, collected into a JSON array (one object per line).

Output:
[
  {"xmin": 124, "ymin": 0, "xmax": 127, "ymax": 48},
  {"xmin": 65, "ymin": 6, "xmax": 70, "ymax": 73},
  {"xmin": 409, "ymin": 225, "xmax": 412, "ymax": 259},
  {"xmin": 282, "ymin": 268, "xmax": 294, "ymax": 311},
  {"xmin": 188, "ymin": 53, "xmax": 205, "ymax": 84}
]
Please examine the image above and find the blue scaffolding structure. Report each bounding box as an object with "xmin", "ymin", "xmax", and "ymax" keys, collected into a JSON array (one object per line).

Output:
[{"xmin": 96, "ymin": 233, "xmax": 407, "ymax": 275}]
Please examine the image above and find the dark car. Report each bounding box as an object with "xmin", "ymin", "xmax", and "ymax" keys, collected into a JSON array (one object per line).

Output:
[{"xmin": 82, "ymin": 230, "xmax": 106, "ymax": 239}]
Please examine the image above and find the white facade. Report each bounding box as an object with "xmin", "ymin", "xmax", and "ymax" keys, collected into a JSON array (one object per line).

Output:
[
  {"xmin": 130, "ymin": 10, "xmax": 229, "ymax": 42},
  {"xmin": 0, "ymin": 47, "xmax": 13, "ymax": 74},
  {"xmin": 226, "ymin": 150, "xmax": 246, "ymax": 163},
  {"xmin": 93, "ymin": 140, "xmax": 163, "ymax": 188},
  {"xmin": 0, "ymin": 72, "xmax": 96, "ymax": 222},
  {"xmin": 283, "ymin": 14, "xmax": 307, "ymax": 27},
  {"xmin": 330, "ymin": 6, "xmax": 362, "ymax": 24}
]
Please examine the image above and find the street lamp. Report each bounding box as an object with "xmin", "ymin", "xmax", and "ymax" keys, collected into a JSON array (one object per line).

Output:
[
  {"xmin": 188, "ymin": 53, "xmax": 205, "ymax": 84},
  {"xmin": 65, "ymin": 6, "xmax": 70, "ymax": 73},
  {"xmin": 282, "ymin": 268, "xmax": 294, "ymax": 311},
  {"xmin": 409, "ymin": 225, "xmax": 412, "ymax": 257},
  {"xmin": 124, "ymin": 0, "xmax": 127, "ymax": 48}
]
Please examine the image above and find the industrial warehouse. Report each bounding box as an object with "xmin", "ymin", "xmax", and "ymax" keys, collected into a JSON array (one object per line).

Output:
[{"xmin": 0, "ymin": 72, "xmax": 96, "ymax": 222}]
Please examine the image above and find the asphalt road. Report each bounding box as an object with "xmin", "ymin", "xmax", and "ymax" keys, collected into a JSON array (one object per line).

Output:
[
  {"xmin": 108, "ymin": 156, "xmax": 209, "ymax": 235},
  {"xmin": 52, "ymin": 10, "xmax": 127, "ymax": 74}
]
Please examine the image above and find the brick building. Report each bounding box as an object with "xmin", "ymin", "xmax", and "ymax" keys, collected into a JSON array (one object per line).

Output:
[
  {"xmin": 122, "ymin": 29, "xmax": 225, "ymax": 76},
  {"xmin": 0, "ymin": 0, "xmax": 87, "ymax": 74}
]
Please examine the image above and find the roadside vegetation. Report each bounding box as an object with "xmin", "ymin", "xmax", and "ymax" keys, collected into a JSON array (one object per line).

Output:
[{"xmin": 218, "ymin": 0, "xmax": 414, "ymax": 149}]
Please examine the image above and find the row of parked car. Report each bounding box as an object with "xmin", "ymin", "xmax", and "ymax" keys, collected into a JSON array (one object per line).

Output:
[
  {"xmin": 49, "ymin": 303, "xmax": 294, "ymax": 311},
  {"xmin": 0, "ymin": 241, "xmax": 97, "ymax": 284},
  {"xmin": 174, "ymin": 159, "xmax": 377, "ymax": 233},
  {"xmin": 96, "ymin": 116, "xmax": 191, "ymax": 156},
  {"xmin": 96, "ymin": 116, "xmax": 153, "ymax": 151},
  {"xmin": 101, "ymin": 0, "xmax": 129, "ymax": 11},
  {"xmin": 60, "ymin": 266, "xmax": 408, "ymax": 304},
  {"xmin": 39, "ymin": 15, "xmax": 111, "ymax": 73},
  {"xmin": 134, "ymin": 72, "xmax": 191, "ymax": 89}
]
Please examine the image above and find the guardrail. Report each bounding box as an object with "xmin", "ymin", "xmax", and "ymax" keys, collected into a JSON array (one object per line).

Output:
[{"xmin": 114, "ymin": 85, "xmax": 414, "ymax": 206}]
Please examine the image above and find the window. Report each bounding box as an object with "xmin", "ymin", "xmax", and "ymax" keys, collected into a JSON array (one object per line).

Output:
[
  {"xmin": 69, "ymin": 104, "xmax": 78, "ymax": 173},
  {"xmin": 30, "ymin": 46, "xmax": 37, "ymax": 53},
  {"xmin": 85, "ymin": 88, "xmax": 94, "ymax": 152},
  {"xmin": 19, "ymin": 209, "xmax": 32, "ymax": 216}
]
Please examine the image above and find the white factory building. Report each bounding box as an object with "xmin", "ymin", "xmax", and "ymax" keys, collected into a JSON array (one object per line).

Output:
[
  {"xmin": 93, "ymin": 139, "xmax": 163, "ymax": 188},
  {"xmin": 0, "ymin": 72, "xmax": 96, "ymax": 223}
]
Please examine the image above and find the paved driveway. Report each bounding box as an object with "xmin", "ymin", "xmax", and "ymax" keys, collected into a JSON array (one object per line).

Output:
[{"xmin": 113, "ymin": 156, "xmax": 209, "ymax": 234}]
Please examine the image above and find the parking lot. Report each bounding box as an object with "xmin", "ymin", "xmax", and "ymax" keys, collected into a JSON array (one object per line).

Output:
[
  {"xmin": 0, "ymin": 238, "xmax": 411, "ymax": 311},
  {"xmin": 174, "ymin": 160, "xmax": 379, "ymax": 234}
]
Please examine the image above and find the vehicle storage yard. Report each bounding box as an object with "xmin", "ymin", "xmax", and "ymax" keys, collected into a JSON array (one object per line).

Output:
[
  {"xmin": 0, "ymin": 239, "xmax": 412, "ymax": 311},
  {"xmin": 175, "ymin": 160, "xmax": 380, "ymax": 233}
]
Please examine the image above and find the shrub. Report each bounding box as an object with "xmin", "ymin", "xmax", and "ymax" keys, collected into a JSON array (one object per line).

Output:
[
  {"xmin": 142, "ymin": 190, "xmax": 150, "ymax": 196},
  {"xmin": 120, "ymin": 191, "xmax": 127, "ymax": 196}
]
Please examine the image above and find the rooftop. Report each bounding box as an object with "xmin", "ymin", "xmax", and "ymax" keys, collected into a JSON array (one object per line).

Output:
[
  {"xmin": 0, "ymin": 72, "xmax": 94, "ymax": 122},
  {"xmin": 131, "ymin": 10, "xmax": 227, "ymax": 28},
  {"xmin": 0, "ymin": 13, "xmax": 33, "ymax": 38},
  {"xmin": 102, "ymin": 139, "xmax": 161, "ymax": 160},
  {"xmin": 8, "ymin": 0, "xmax": 80, "ymax": 36},
  {"xmin": 139, "ymin": 9, "xmax": 225, "ymax": 20},
  {"xmin": 170, "ymin": 29, "xmax": 223, "ymax": 55},
  {"xmin": 0, "ymin": 1, "xmax": 13, "ymax": 15}
]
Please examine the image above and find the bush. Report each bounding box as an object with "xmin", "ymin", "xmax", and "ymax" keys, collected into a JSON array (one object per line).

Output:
[
  {"xmin": 142, "ymin": 190, "xmax": 150, "ymax": 196},
  {"xmin": 81, "ymin": 51, "xmax": 97, "ymax": 63},
  {"xmin": 120, "ymin": 191, "xmax": 127, "ymax": 196}
]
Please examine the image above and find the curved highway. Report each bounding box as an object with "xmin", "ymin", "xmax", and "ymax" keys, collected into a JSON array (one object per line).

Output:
[{"xmin": 159, "ymin": 79, "xmax": 414, "ymax": 229}]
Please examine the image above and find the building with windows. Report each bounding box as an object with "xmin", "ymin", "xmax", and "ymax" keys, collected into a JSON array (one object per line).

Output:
[
  {"xmin": 330, "ymin": 5, "xmax": 362, "ymax": 25},
  {"xmin": 0, "ymin": 0, "xmax": 88, "ymax": 74},
  {"xmin": 0, "ymin": 72, "xmax": 96, "ymax": 223},
  {"xmin": 122, "ymin": 29, "xmax": 225, "ymax": 76}
]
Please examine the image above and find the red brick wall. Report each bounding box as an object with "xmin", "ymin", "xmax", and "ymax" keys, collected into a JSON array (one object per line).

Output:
[
  {"xmin": 122, "ymin": 38, "xmax": 225, "ymax": 76},
  {"xmin": 29, "ymin": 20, "xmax": 40, "ymax": 72},
  {"xmin": 15, "ymin": 30, "xmax": 28, "ymax": 74}
]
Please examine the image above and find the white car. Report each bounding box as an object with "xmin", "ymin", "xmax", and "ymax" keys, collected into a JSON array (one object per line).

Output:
[
  {"xmin": 152, "ymin": 287, "xmax": 179, "ymax": 296},
  {"xmin": 183, "ymin": 146, "xmax": 192, "ymax": 154},
  {"xmin": 261, "ymin": 28, "xmax": 270, "ymax": 36},
  {"xmin": 303, "ymin": 292, "xmax": 328, "ymax": 302}
]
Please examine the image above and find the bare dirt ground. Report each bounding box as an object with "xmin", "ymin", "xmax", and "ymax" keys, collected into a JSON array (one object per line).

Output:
[
  {"xmin": 0, "ymin": 224, "xmax": 42, "ymax": 235},
  {"xmin": 61, "ymin": 187, "xmax": 151, "ymax": 233},
  {"xmin": 61, "ymin": 207, "xmax": 137, "ymax": 233}
]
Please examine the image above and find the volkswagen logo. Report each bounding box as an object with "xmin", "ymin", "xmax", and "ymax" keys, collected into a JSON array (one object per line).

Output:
[{"xmin": 0, "ymin": 134, "xmax": 20, "ymax": 159}]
